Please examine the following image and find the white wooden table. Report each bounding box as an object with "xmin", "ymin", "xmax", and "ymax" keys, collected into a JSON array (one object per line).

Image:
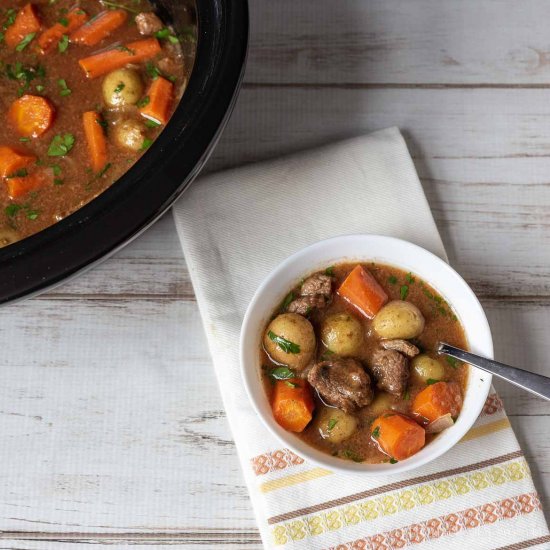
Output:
[{"xmin": 2, "ymin": 1, "xmax": 550, "ymax": 547}]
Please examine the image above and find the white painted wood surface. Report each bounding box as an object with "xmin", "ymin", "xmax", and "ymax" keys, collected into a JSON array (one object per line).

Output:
[{"xmin": 1, "ymin": 1, "xmax": 550, "ymax": 547}]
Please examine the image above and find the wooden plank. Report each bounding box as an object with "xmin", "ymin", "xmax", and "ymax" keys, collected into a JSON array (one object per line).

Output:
[
  {"xmin": 0, "ymin": 299, "xmax": 254, "ymax": 533},
  {"xmin": 486, "ymin": 298, "xmax": 550, "ymax": 417},
  {"xmin": 247, "ymin": 0, "xmax": 550, "ymax": 85},
  {"xmin": 0, "ymin": 532, "xmax": 262, "ymax": 548},
  {"xmin": 209, "ymin": 87, "xmax": 550, "ymax": 168},
  {"xmin": 0, "ymin": 297, "xmax": 547, "ymax": 533}
]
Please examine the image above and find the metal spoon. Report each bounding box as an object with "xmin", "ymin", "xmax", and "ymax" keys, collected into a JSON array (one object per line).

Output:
[{"xmin": 437, "ymin": 342, "xmax": 550, "ymax": 402}]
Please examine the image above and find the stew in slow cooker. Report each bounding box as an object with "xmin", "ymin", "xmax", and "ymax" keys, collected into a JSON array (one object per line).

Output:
[
  {"xmin": 0, "ymin": 0, "xmax": 196, "ymax": 247},
  {"xmin": 261, "ymin": 262, "xmax": 468, "ymax": 464}
]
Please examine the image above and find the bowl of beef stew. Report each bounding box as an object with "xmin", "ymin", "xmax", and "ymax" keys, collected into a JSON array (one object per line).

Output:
[
  {"xmin": 240, "ymin": 235, "xmax": 493, "ymax": 474},
  {"xmin": 0, "ymin": 0, "xmax": 248, "ymax": 303}
]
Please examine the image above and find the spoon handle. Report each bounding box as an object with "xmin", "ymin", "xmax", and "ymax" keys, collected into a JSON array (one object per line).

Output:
[{"xmin": 438, "ymin": 342, "xmax": 550, "ymax": 402}]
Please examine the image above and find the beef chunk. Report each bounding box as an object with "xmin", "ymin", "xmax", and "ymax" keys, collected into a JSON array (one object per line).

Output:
[
  {"xmin": 371, "ymin": 349, "xmax": 409, "ymax": 397},
  {"xmin": 301, "ymin": 273, "xmax": 332, "ymax": 297},
  {"xmin": 135, "ymin": 12, "xmax": 163, "ymax": 35},
  {"xmin": 308, "ymin": 358, "xmax": 373, "ymax": 413},
  {"xmin": 380, "ymin": 339, "xmax": 420, "ymax": 358},
  {"xmin": 287, "ymin": 273, "xmax": 333, "ymax": 316},
  {"xmin": 287, "ymin": 294, "xmax": 328, "ymax": 316}
]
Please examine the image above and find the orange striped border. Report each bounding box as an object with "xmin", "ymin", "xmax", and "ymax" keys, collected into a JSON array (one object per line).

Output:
[
  {"xmin": 251, "ymin": 448, "xmax": 305, "ymax": 476},
  {"xmin": 251, "ymin": 393, "xmax": 504, "ymax": 477},
  {"xmin": 326, "ymin": 492, "xmax": 542, "ymax": 550},
  {"xmin": 481, "ymin": 393, "xmax": 504, "ymax": 417}
]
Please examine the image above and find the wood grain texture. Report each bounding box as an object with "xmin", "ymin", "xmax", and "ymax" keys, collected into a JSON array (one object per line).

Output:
[
  {"xmin": 2, "ymin": 0, "xmax": 550, "ymax": 546},
  {"xmin": 0, "ymin": 532, "xmax": 262, "ymax": 549},
  {"xmin": 247, "ymin": 0, "xmax": 550, "ymax": 85},
  {"xmin": 209, "ymin": 87, "xmax": 550, "ymax": 167}
]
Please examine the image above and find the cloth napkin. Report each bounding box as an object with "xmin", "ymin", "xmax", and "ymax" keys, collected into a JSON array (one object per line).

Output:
[{"xmin": 172, "ymin": 128, "xmax": 550, "ymax": 550}]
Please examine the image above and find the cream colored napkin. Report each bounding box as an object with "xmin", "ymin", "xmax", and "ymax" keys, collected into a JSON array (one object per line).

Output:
[{"xmin": 172, "ymin": 128, "xmax": 549, "ymax": 550}]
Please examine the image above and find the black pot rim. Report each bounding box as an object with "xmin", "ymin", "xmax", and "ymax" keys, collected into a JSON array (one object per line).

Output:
[{"xmin": 0, "ymin": 0, "xmax": 249, "ymax": 305}]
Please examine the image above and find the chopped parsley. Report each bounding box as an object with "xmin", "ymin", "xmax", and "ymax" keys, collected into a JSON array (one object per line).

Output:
[
  {"xmin": 5, "ymin": 203, "xmax": 22, "ymax": 217},
  {"xmin": 342, "ymin": 449, "xmax": 363, "ymax": 463},
  {"xmin": 101, "ymin": 1, "xmax": 141, "ymax": 14},
  {"xmin": 96, "ymin": 162, "xmax": 112, "ymax": 178},
  {"xmin": 267, "ymin": 331, "xmax": 300, "ymax": 354},
  {"xmin": 388, "ymin": 275, "xmax": 397, "ymax": 284},
  {"xmin": 137, "ymin": 95, "xmax": 150, "ymax": 108},
  {"xmin": 325, "ymin": 266, "xmax": 334, "ymax": 276},
  {"xmin": 15, "ymin": 32, "xmax": 36, "ymax": 52},
  {"xmin": 3, "ymin": 9, "xmax": 16, "ymax": 31},
  {"xmin": 406, "ymin": 272, "xmax": 415, "ymax": 284},
  {"xmin": 96, "ymin": 117, "xmax": 108, "ymax": 130},
  {"xmin": 58, "ymin": 34, "xmax": 69, "ymax": 53},
  {"xmin": 154, "ymin": 27, "xmax": 180, "ymax": 44},
  {"xmin": 116, "ymin": 44, "xmax": 135, "ymax": 55},
  {"xmin": 266, "ymin": 366, "xmax": 295, "ymax": 381},
  {"xmin": 389, "ymin": 457, "xmax": 398, "ymax": 464},
  {"xmin": 6, "ymin": 168, "xmax": 28, "ymax": 178},
  {"xmin": 371, "ymin": 426, "xmax": 381, "ymax": 439},
  {"xmin": 400, "ymin": 284, "xmax": 409, "ymax": 300},
  {"xmin": 144, "ymin": 119, "xmax": 161, "ymax": 128},
  {"xmin": 426, "ymin": 378, "xmax": 439, "ymax": 385},
  {"xmin": 284, "ymin": 381, "xmax": 298, "ymax": 388},
  {"xmin": 146, "ymin": 61, "xmax": 161, "ymax": 80},
  {"xmin": 57, "ymin": 78, "xmax": 71, "ymax": 96},
  {"xmin": 114, "ymin": 81, "xmax": 125, "ymax": 94},
  {"xmin": 6, "ymin": 62, "xmax": 46, "ymax": 97},
  {"xmin": 140, "ymin": 137, "xmax": 153, "ymax": 151},
  {"xmin": 47, "ymin": 133, "xmax": 75, "ymax": 156},
  {"xmin": 281, "ymin": 291, "xmax": 294, "ymax": 311},
  {"xmin": 446, "ymin": 356, "xmax": 460, "ymax": 369},
  {"xmin": 5, "ymin": 202, "xmax": 39, "ymax": 221},
  {"xmin": 327, "ymin": 418, "xmax": 338, "ymax": 431},
  {"xmin": 421, "ymin": 284, "xmax": 458, "ymax": 320}
]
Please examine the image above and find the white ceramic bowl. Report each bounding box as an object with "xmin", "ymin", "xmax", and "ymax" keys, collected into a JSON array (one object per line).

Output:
[{"xmin": 240, "ymin": 235, "xmax": 493, "ymax": 475}]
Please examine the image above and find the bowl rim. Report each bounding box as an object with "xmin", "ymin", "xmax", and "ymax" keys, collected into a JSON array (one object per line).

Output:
[
  {"xmin": 0, "ymin": 0, "xmax": 249, "ymax": 304},
  {"xmin": 240, "ymin": 234, "xmax": 493, "ymax": 475}
]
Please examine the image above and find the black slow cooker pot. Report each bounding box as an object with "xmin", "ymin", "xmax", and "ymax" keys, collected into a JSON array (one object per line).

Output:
[{"xmin": 0, "ymin": 0, "xmax": 248, "ymax": 304}]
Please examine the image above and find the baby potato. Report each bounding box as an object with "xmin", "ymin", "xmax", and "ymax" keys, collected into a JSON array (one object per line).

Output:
[
  {"xmin": 411, "ymin": 354, "xmax": 445, "ymax": 383},
  {"xmin": 113, "ymin": 119, "xmax": 147, "ymax": 152},
  {"xmin": 102, "ymin": 68, "xmax": 144, "ymax": 108},
  {"xmin": 372, "ymin": 300, "xmax": 425, "ymax": 339},
  {"xmin": 316, "ymin": 406, "xmax": 358, "ymax": 443},
  {"xmin": 264, "ymin": 313, "xmax": 316, "ymax": 370},
  {"xmin": 320, "ymin": 313, "xmax": 363, "ymax": 357},
  {"xmin": 367, "ymin": 391, "xmax": 397, "ymax": 417}
]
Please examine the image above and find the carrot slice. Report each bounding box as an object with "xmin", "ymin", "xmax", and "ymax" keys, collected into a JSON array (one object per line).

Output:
[
  {"xmin": 5, "ymin": 3, "xmax": 41, "ymax": 49},
  {"xmin": 0, "ymin": 146, "xmax": 36, "ymax": 177},
  {"xmin": 83, "ymin": 111, "xmax": 108, "ymax": 172},
  {"xmin": 139, "ymin": 76, "xmax": 174, "ymax": 125},
  {"xmin": 272, "ymin": 378, "xmax": 315, "ymax": 432},
  {"xmin": 337, "ymin": 265, "xmax": 389, "ymax": 319},
  {"xmin": 371, "ymin": 412, "xmax": 425, "ymax": 461},
  {"xmin": 412, "ymin": 381, "xmax": 463, "ymax": 424},
  {"xmin": 9, "ymin": 95, "xmax": 55, "ymax": 138},
  {"xmin": 79, "ymin": 38, "xmax": 162, "ymax": 79},
  {"xmin": 70, "ymin": 9, "xmax": 127, "ymax": 46},
  {"xmin": 6, "ymin": 169, "xmax": 52, "ymax": 199},
  {"xmin": 37, "ymin": 7, "xmax": 88, "ymax": 53}
]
